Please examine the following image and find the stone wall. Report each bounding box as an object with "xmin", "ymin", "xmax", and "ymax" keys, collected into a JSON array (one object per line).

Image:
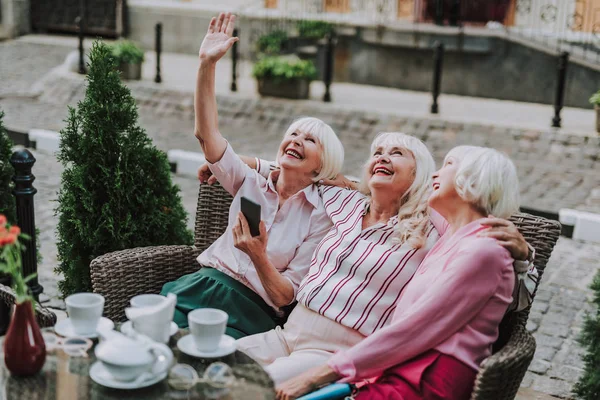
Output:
[
  {"xmin": 0, "ymin": 0, "xmax": 30, "ymax": 39},
  {"xmin": 337, "ymin": 29, "xmax": 600, "ymax": 109}
]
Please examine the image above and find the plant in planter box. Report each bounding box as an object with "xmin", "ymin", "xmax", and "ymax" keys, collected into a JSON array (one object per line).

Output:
[
  {"xmin": 589, "ymin": 90, "xmax": 600, "ymax": 133},
  {"xmin": 252, "ymin": 56, "xmax": 317, "ymax": 99},
  {"xmin": 297, "ymin": 20, "xmax": 334, "ymax": 40},
  {"xmin": 109, "ymin": 40, "xmax": 145, "ymax": 80},
  {"xmin": 256, "ymin": 30, "xmax": 289, "ymax": 55}
]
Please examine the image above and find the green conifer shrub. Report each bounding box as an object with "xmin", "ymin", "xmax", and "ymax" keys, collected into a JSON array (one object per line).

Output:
[
  {"xmin": 574, "ymin": 271, "xmax": 600, "ymax": 400},
  {"xmin": 0, "ymin": 111, "xmax": 16, "ymax": 225},
  {"xmin": 55, "ymin": 41, "xmax": 193, "ymax": 296}
]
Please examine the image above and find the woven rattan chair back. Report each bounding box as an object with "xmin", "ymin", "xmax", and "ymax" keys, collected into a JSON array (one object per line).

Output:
[
  {"xmin": 194, "ymin": 183, "xmax": 233, "ymax": 251},
  {"xmin": 0, "ymin": 285, "xmax": 57, "ymax": 331}
]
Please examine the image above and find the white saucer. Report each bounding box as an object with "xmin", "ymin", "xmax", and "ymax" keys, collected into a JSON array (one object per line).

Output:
[
  {"xmin": 89, "ymin": 361, "xmax": 166, "ymax": 389},
  {"xmin": 120, "ymin": 320, "xmax": 178, "ymax": 337},
  {"xmin": 177, "ymin": 334, "xmax": 236, "ymax": 358},
  {"xmin": 55, "ymin": 317, "xmax": 114, "ymax": 339}
]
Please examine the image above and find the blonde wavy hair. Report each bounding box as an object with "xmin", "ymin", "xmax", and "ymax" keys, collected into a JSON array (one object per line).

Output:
[{"xmin": 359, "ymin": 132, "xmax": 436, "ymax": 249}]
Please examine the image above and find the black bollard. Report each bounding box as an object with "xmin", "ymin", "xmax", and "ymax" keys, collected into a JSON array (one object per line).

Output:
[
  {"xmin": 552, "ymin": 51, "xmax": 569, "ymax": 128},
  {"xmin": 435, "ymin": 0, "xmax": 444, "ymax": 26},
  {"xmin": 323, "ymin": 32, "xmax": 335, "ymax": 103},
  {"xmin": 430, "ymin": 42, "xmax": 445, "ymax": 114},
  {"xmin": 155, "ymin": 23, "xmax": 162, "ymax": 83},
  {"xmin": 10, "ymin": 150, "xmax": 43, "ymax": 302},
  {"xmin": 231, "ymin": 28, "xmax": 238, "ymax": 92}
]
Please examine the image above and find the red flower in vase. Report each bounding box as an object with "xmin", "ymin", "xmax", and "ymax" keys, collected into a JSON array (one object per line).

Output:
[{"xmin": 0, "ymin": 214, "xmax": 46, "ymax": 376}]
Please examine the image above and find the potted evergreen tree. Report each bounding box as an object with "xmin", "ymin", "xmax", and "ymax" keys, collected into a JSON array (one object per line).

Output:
[
  {"xmin": 109, "ymin": 40, "xmax": 145, "ymax": 80},
  {"xmin": 574, "ymin": 271, "xmax": 600, "ymax": 399},
  {"xmin": 252, "ymin": 56, "xmax": 317, "ymax": 100},
  {"xmin": 55, "ymin": 41, "xmax": 192, "ymax": 296},
  {"xmin": 589, "ymin": 90, "xmax": 600, "ymax": 134}
]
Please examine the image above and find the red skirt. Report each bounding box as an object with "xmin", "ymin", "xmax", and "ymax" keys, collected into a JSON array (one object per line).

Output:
[{"xmin": 354, "ymin": 350, "xmax": 477, "ymax": 400}]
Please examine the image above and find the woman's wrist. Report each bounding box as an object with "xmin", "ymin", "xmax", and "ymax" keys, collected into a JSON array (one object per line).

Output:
[{"xmin": 309, "ymin": 364, "xmax": 340, "ymax": 388}]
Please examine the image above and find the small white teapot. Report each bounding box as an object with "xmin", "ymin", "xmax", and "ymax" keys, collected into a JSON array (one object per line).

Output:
[{"xmin": 95, "ymin": 332, "xmax": 173, "ymax": 383}]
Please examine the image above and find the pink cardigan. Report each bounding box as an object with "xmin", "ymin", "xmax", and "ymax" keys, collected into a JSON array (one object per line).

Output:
[{"xmin": 328, "ymin": 219, "xmax": 515, "ymax": 381}]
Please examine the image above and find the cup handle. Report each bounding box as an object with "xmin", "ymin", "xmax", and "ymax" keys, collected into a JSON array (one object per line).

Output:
[{"xmin": 148, "ymin": 342, "xmax": 174, "ymax": 377}]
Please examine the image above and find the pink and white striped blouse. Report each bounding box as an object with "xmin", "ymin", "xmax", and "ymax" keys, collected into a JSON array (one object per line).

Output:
[{"xmin": 296, "ymin": 186, "xmax": 440, "ymax": 336}]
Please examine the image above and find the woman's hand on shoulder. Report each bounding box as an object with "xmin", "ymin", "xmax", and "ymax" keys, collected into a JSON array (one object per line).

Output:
[
  {"xmin": 198, "ymin": 163, "xmax": 218, "ymax": 184},
  {"xmin": 319, "ymin": 174, "xmax": 359, "ymax": 191},
  {"xmin": 199, "ymin": 12, "xmax": 239, "ymax": 64},
  {"xmin": 478, "ymin": 215, "xmax": 529, "ymax": 261}
]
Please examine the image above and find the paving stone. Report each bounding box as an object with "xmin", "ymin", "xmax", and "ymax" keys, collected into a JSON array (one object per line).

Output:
[
  {"xmin": 529, "ymin": 359, "xmax": 552, "ymax": 374},
  {"xmin": 531, "ymin": 376, "xmax": 575, "ymax": 399}
]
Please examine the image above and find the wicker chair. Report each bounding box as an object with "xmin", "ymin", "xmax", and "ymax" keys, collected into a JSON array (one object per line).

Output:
[
  {"xmin": 0, "ymin": 284, "xmax": 58, "ymax": 329},
  {"xmin": 90, "ymin": 183, "xmax": 561, "ymax": 400}
]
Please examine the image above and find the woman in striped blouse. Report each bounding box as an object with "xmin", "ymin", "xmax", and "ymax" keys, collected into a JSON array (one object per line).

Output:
[
  {"xmin": 275, "ymin": 145, "xmax": 522, "ymax": 399},
  {"xmin": 233, "ymin": 132, "xmax": 532, "ymax": 385}
]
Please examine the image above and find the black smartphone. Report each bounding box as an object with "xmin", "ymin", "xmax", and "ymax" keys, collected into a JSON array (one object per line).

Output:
[{"xmin": 240, "ymin": 197, "xmax": 261, "ymax": 237}]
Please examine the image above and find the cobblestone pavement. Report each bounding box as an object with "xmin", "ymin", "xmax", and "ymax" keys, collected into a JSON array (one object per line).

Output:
[
  {"xmin": 3, "ymin": 41, "xmax": 600, "ymax": 399},
  {"xmin": 2, "ymin": 43, "xmax": 600, "ymax": 215}
]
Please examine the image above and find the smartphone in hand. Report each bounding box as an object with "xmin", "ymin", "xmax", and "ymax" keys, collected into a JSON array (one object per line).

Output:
[{"xmin": 240, "ymin": 197, "xmax": 261, "ymax": 237}]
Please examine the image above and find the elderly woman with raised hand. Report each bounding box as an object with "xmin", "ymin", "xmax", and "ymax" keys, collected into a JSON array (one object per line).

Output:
[
  {"xmin": 160, "ymin": 12, "xmax": 344, "ymax": 339},
  {"xmin": 276, "ymin": 146, "xmax": 522, "ymax": 400},
  {"xmin": 234, "ymin": 133, "xmax": 532, "ymax": 385}
]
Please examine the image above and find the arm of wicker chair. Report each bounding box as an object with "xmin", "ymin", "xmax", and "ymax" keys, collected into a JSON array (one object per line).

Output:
[
  {"xmin": 0, "ymin": 284, "xmax": 57, "ymax": 329},
  {"xmin": 471, "ymin": 324, "xmax": 536, "ymax": 400},
  {"xmin": 90, "ymin": 245, "xmax": 201, "ymax": 322}
]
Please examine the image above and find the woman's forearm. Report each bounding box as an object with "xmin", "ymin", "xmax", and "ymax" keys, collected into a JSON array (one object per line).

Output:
[
  {"xmin": 249, "ymin": 253, "xmax": 295, "ymax": 308},
  {"xmin": 194, "ymin": 61, "xmax": 227, "ymax": 163}
]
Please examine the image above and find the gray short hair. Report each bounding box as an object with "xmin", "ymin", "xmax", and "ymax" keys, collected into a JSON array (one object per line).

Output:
[
  {"xmin": 445, "ymin": 146, "xmax": 520, "ymax": 219},
  {"xmin": 280, "ymin": 117, "xmax": 344, "ymax": 182}
]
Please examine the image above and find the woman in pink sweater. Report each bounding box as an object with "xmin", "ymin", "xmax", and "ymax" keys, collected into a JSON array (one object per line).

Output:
[{"xmin": 277, "ymin": 145, "xmax": 521, "ymax": 400}]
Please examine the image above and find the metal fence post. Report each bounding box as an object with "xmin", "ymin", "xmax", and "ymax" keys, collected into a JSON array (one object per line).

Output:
[
  {"xmin": 449, "ymin": 0, "xmax": 461, "ymax": 26},
  {"xmin": 10, "ymin": 150, "xmax": 43, "ymax": 301},
  {"xmin": 552, "ymin": 51, "xmax": 569, "ymax": 128},
  {"xmin": 155, "ymin": 23, "xmax": 162, "ymax": 83},
  {"xmin": 231, "ymin": 28, "xmax": 238, "ymax": 92},
  {"xmin": 435, "ymin": 0, "xmax": 444, "ymax": 26},
  {"xmin": 323, "ymin": 33, "xmax": 335, "ymax": 103},
  {"xmin": 431, "ymin": 42, "xmax": 445, "ymax": 114},
  {"xmin": 77, "ymin": 0, "xmax": 86, "ymax": 74}
]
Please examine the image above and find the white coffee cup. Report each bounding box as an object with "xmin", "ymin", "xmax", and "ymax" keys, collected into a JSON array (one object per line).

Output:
[
  {"xmin": 188, "ymin": 309, "xmax": 228, "ymax": 352},
  {"xmin": 65, "ymin": 293, "xmax": 105, "ymax": 336},
  {"xmin": 130, "ymin": 294, "xmax": 165, "ymax": 308},
  {"xmin": 129, "ymin": 294, "xmax": 172, "ymax": 343}
]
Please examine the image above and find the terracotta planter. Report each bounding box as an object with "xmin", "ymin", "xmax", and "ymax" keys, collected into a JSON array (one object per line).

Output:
[
  {"xmin": 4, "ymin": 301, "xmax": 46, "ymax": 376},
  {"xmin": 257, "ymin": 78, "xmax": 310, "ymax": 100},
  {"xmin": 596, "ymin": 105, "xmax": 600, "ymax": 134},
  {"xmin": 117, "ymin": 62, "xmax": 142, "ymax": 80}
]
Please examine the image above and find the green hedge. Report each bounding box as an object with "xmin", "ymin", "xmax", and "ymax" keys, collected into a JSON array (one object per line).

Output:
[
  {"xmin": 574, "ymin": 271, "xmax": 600, "ymax": 400},
  {"xmin": 0, "ymin": 110, "xmax": 16, "ymax": 225}
]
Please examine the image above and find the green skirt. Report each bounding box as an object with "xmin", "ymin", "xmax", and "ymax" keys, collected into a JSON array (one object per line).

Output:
[{"xmin": 160, "ymin": 267, "xmax": 279, "ymax": 339}]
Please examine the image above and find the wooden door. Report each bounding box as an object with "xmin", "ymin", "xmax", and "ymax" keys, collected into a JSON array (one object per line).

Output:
[{"xmin": 324, "ymin": 0, "xmax": 350, "ymax": 13}]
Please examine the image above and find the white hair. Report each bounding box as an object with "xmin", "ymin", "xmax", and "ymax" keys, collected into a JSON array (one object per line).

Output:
[
  {"xmin": 445, "ymin": 146, "xmax": 520, "ymax": 219},
  {"xmin": 279, "ymin": 117, "xmax": 344, "ymax": 182},
  {"xmin": 360, "ymin": 132, "xmax": 436, "ymax": 249}
]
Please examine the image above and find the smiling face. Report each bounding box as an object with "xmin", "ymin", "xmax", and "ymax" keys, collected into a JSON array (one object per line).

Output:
[
  {"xmin": 365, "ymin": 142, "xmax": 416, "ymax": 200},
  {"xmin": 429, "ymin": 155, "xmax": 460, "ymax": 211},
  {"xmin": 276, "ymin": 129, "xmax": 323, "ymax": 178}
]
